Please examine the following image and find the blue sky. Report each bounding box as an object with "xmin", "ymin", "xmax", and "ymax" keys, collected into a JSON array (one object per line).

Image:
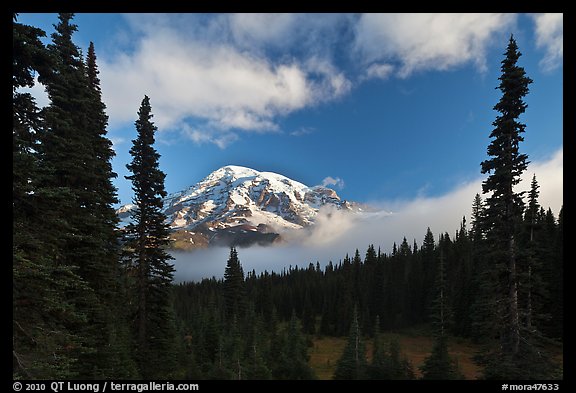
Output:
[{"xmin": 18, "ymin": 13, "xmax": 563, "ymax": 219}]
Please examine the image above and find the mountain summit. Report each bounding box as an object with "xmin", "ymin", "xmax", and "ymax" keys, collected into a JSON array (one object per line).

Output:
[{"xmin": 118, "ymin": 165, "xmax": 357, "ymax": 249}]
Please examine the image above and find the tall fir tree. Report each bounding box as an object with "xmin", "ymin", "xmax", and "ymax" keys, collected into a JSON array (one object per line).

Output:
[
  {"xmin": 13, "ymin": 15, "xmax": 86, "ymax": 379},
  {"xmin": 82, "ymin": 41, "xmax": 138, "ymax": 378},
  {"xmin": 477, "ymin": 35, "xmax": 559, "ymax": 379},
  {"xmin": 520, "ymin": 174, "xmax": 541, "ymax": 332},
  {"xmin": 480, "ymin": 35, "xmax": 531, "ymax": 357},
  {"xmin": 124, "ymin": 95, "xmax": 178, "ymax": 378},
  {"xmin": 26, "ymin": 13, "xmax": 135, "ymax": 378},
  {"xmin": 223, "ymin": 247, "xmax": 247, "ymax": 320}
]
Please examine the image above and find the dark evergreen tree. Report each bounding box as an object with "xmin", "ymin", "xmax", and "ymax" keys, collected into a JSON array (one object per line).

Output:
[
  {"xmin": 17, "ymin": 13, "xmax": 136, "ymax": 378},
  {"xmin": 520, "ymin": 174, "xmax": 542, "ymax": 332},
  {"xmin": 421, "ymin": 227, "xmax": 437, "ymax": 323},
  {"xmin": 387, "ymin": 338, "xmax": 415, "ymax": 380},
  {"xmin": 480, "ymin": 35, "xmax": 531, "ymax": 357},
  {"xmin": 271, "ymin": 312, "xmax": 316, "ymax": 379},
  {"xmin": 367, "ymin": 316, "xmax": 414, "ymax": 379},
  {"xmin": 420, "ymin": 247, "xmax": 463, "ymax": 380},
  {"xmin": 243, "ymin": 309, "xmax": 272, "ymax": 380},
  {"xmin": 333, "ymin": 306, "xmax": 368, "ymax": 379},
  {"xmin": 80, "ymin": 40, "xmax": 138, "ymax": 379},
  {"xmin": 468, "ymin": 194, "xmax": 500, "ymax": 342},
  {"xmin": 223, "ymin": 247, "xmax": 246, "ymax": 320},
  {"xmin": 470, "ymin": 193, "xmax": 486, "ymax": 243},
  {"xmin": 368, "ymin": 316, "xmax": 388, "ymax": 379},
  {"xmin": 13, "ymin": 15, "xmax": 87, "ymax": 379},
  {"xmin": 476, "ymin": 36, "xmax": 559, "ymax": 379},
  {"xmin": 420, "ymin": 335, "xmax": 463, "ymax": 380},
  {"xmin": 547, "ymin": 206, "xmax": 562, "ymax": 339},
  {"xmin": 124, "ymin": 95, "xmax": 178, "ymax": 378}
]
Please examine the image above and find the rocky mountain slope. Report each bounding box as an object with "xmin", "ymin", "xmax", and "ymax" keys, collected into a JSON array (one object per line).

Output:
[{"xmin": 118, "ymin": 165, "xmax": 358, "ymax": 249}]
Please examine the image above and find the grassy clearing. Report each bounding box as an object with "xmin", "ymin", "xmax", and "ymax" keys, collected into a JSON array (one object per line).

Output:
[
  {"xmin": 308, "ymin": 333, "xmax": 482, "ymax": 380},
  {"xmin": 308, "ymin": 336, "xmax": 348, "ymax": 380}
]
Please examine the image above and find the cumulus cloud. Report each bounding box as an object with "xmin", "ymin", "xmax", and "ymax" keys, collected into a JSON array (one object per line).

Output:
[
  {"xmin": 531, "ymin": 13, "xmax": 563, "ymax": 71},
  {"xmin": 321, "ymin": 176, "xmax": 345, "ymax": 190},
  {"xmin": 92, "ymin": 13, "xmax": 555, "ymax": 149},
  {"xmin": 171, "ymin": 147, "xmax": 563, "ymax": 282},
  {"xmin": 98, "ymin": 14, "xmax": 351, "ymax": 146},
  {"xmin": 354, "ymin": 13, "xmax": 517, "ymax": 77},
  {"xmin": 228, "ymin": 13, "xmax": 300, "ymax": 49}
]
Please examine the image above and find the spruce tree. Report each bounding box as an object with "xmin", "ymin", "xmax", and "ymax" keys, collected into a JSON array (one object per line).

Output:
[
  {"xmin": 480, "ymin": 35, "xmax": 531, "ymax": 357},
  {"xmin": 333, "ymin": 306, "xmax": 368, "ymax": 379},
  {"xmin": 477, "ymin": 35, "xmax": 559, "ymax": 379},
  {"xmin": 26, "ymin": 13, "xmax": 136, "ymax": 378},
  {"xmin": 521, "ymin": 174, "xmax": 541, "ymax": 331},
  {"xmin": 388, "ymin": 338, "xmax": 415, "ymax": 380},
  {"xmin": 367, "ymin": 316, "xmax": 414, "ymax": 380},
  {"xmin": 420, "ymin": 248, "xmax": 463, "ymax": 380},
  {"xmin": 548, "ymin": 206, "xmax": 562, "ymax": 339},
  {"xmin": 243, "ymin": 309, "xmax": 272, "ymax": 380},
  {"xmin": 271, "ymin": 312, "xmax": 316, "ymax": 380},
  {"xmin": 124, "ymin": 95, "xmax": 178, "ymax": 378},
  {"xmin": 223, "ymin": 247, "xmax": 247, "ymax": 320},
  {"xmin": 13, "ymin": 15, "xmax": 86, "ymax": 379},
  {"xmin": 82, "ymin": 41, "xmax": 138, "ymax": 378},
  {"xmin": 420, "ymin": 335, "xmax": 463, "ymax": 380}
]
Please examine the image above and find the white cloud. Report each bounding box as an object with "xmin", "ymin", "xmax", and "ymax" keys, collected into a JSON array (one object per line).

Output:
[
  {"xmin": 354, "ymin": 13, "xmax": 517, "ymax": 77},
  {"xmin": 99, "ymin": 14, "xmax": 351, "ymax": 148},
  {"xmin": 96, "ymin": 13, "xmax": 553, "ymax": 150},
  {"xmin": 365, "ymin": 62, "xmax": 395, "ymax": 80},
  {"xmin": 321, "ymin": 176, "xmax": 345, "ymax": 190},
  {"xmin": 180, "ymin": 124, "xmax": 239, "ymax": 150},
  {"xmin": 531, "ymin": 13, "xmax": 563, "ymax": 71},
  {"xmin": 228, "ymin": 13, "xmax": 299, "ymax": 48}
]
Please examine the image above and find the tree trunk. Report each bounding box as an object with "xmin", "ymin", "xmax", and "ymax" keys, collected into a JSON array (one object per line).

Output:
[{"xmin": 508, "ymin": 234, "xmax": 520, "ymax": 355}]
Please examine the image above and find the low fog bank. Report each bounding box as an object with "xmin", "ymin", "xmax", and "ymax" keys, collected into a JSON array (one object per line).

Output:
[{"xmin": 171, "ymin": 148, "xmax": 562, "ymax": 283}]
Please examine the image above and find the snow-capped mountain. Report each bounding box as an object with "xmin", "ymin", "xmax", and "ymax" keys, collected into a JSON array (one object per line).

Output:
[{"xmin": 117, "ymin": 165, "xmax": 358, "ymax": 249}]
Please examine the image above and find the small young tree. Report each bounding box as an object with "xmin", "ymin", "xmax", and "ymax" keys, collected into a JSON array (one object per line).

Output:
[{"xmin": 333, "ymin": 306, "xmax": 368, "ymax": 379}]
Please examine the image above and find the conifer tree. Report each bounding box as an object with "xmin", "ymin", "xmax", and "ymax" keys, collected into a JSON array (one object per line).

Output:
[
  {"xmin": 124, "ymin": 95, "xmax": 178, "ymax": 378},
  {"xmin": 29, "ymin": 13, "xmax": 137, "ymax": 378},
  {"xmin": 477, "ymin": 35, "xmax": 559, "ymax": 380},
  {"xmin": 333, "ymin": 306, "xmax": 368, "ymax": 379},
  {"xmin": 13, "ymin": 15, "xmax": 86, "ymax": 379},
  {"xmin": 223, "ymin": 247, "xmax": 247, "ymax": 320},
  {"xmin": 521, "ymin": 174, "xmax": 541, "ymax": 331},
  {"xmin": 80, "ymin": 40, "xmax": 138, "ymax": 379},
  {"xmin": 480, "ymin": 35, "xmax": 531, "ymax": 357},
  {"xmin": 273, "ymin": 313, "xmax": 316, "ymax": 379},
  {"xmin": 388, "ymin": 338, "xmax": 415, "ymax": 380},
  {"xmin": 367, "ymin": 316, "xmax": 414, "ymax": 380},
  {"xmin": 420, "ymin": 248, "xmax": 463, "ymax": 380},
  {"xmin": 548, "ymin": 206, "xmax": 562, "ymax": 339}
]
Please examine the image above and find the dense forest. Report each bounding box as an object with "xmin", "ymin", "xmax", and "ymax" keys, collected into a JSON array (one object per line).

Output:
[{"xmin": 13, "ymin": 13, "xmax": 562, "ymax": 380}]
